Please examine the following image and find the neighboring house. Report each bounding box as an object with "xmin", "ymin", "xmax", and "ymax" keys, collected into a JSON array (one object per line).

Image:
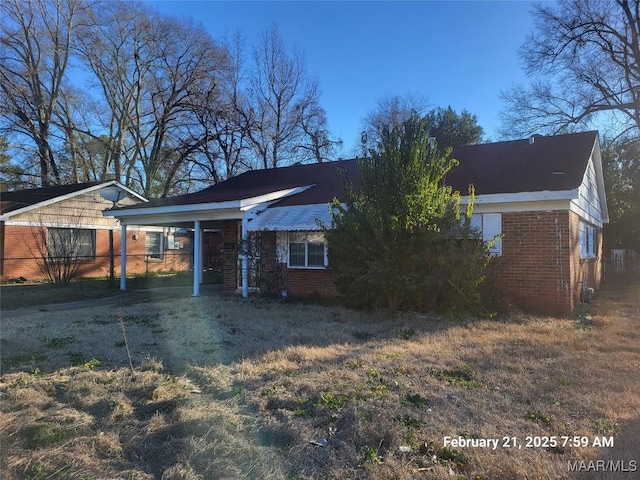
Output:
[
  {"xmin": 105, "ymin": 131, "xmax": 608, "ymax": 315},
  {"xmin": 0, "ymin": 181, "xmax": 192, "ymax": 283}
]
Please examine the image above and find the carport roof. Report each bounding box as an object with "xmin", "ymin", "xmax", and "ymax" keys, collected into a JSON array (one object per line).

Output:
[{"xmin": 111, "ymin": 159, "xmax": 358, "ymax": 211}]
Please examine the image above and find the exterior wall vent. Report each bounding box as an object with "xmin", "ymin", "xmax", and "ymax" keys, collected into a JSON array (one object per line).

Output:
[{"xmin": 529, "ymin": 134, "xmax": 543, "ymax": 145}]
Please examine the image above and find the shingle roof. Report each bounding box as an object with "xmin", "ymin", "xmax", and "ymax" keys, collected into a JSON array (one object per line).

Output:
[
  {"xmin": 447, "ymin": 130, "xmax": 598, "ymax": 195},
  {"xmin": 0, "ymin": 182, "xmax": 105, "ymax": 215},
  {"xmin": 115, "ymin": 160, "xmax": 359, "ymax": 210},
  {"xmin": 112, "ymin": 130, "xmax": 598, "ymax": 212}
]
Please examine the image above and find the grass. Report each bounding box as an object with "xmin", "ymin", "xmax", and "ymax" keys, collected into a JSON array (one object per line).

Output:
[
  {"xmin": 0, "ymin": 271, "xmax": 222, "ymax": 310},
  {"xmin": 0, "ymin": 273, "xmax": 639, "ymax": 479}
]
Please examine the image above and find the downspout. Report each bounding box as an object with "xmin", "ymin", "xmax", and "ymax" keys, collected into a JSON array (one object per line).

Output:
[{"xmin": 241, "ymin": 216, "xmax": 248, "ymax": 298}]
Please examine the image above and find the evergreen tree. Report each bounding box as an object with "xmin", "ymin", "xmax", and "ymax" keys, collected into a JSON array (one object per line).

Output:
[{"xmin": 328, "ymin": 114, "xmax": 491, "ymax": 314}]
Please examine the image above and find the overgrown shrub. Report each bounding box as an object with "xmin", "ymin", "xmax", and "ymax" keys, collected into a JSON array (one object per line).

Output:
[{"xmin": 327, "ymin": 114, "xmax": 492, "ymax": 314}]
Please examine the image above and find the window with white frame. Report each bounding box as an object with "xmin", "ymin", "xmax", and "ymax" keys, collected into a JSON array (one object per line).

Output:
[
  {"xmin": 145, "ymin": 232, "xmax": 163, "ymax": 259},
  {"xmin": 288, "ymin": 232, "xmax": 327, "ymax": 268},
  {"xmin": 47, "ymin": 228, "xmax": 95, "ymax": 259},
  {"xmin": 470, "ymin": 213, "xmax": 502, "ymax": 256},
  {"xmin": 579, "ymin": 221, "xmax": 597, "ymax": 258}
]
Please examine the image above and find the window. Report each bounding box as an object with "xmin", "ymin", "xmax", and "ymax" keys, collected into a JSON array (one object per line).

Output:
[
  {"xmin": 470, "ymin": 213, "xmax": 502, "ymax": 256},
  {"xmin": 47, "ymin": 228, "xmax": 95, "ymax": 259},
  {"xmin": 579, "ymin": 221, "xmax": 597, "ymax": 258},
  {"xmin": 145, "ymin": 232, "xmax": 163, "ymax": 259},
  {"xmin": 288, "ymin": 232, "xmax": 327, "ymax": 268}
]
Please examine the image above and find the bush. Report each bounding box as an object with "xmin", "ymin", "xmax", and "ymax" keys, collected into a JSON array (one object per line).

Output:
[{"xmin": 328, "ymin": 114, "xmax": 491, "ymax": 314}]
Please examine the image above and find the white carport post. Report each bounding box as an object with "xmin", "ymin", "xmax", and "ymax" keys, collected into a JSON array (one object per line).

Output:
[
  {"xmin": 241, "ymin": 216, "xmax": 248, "ymax": 298},
  {"xmin": 197, "ymin": 224, "xmax": 203, "ymax": 284},
  {"xmin": 120, "ymin": 224, "xmax": 127, "ymax": 290},
  {"xmin": 193, "ymin": 220, "xmax": 201, "ymax": 297}
]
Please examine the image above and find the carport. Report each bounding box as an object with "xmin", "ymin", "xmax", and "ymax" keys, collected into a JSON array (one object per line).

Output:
[{"xmin": 103, "ymin": 187, "xmax": 309, "ymax": 297}]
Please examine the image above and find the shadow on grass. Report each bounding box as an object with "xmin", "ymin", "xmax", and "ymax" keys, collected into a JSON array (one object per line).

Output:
[{"xmin": 0, "ymin": 271, "xmax": 222, "ymax": 310}]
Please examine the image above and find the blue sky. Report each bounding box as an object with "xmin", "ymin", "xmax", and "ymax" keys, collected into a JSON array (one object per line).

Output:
[{"xmin": 151, "ymin": 0, "xmax": 541, "ymax": 156}]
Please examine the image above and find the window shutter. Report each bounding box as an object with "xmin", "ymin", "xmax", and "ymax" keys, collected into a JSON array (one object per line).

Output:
[{"xmin": 482, "ymin": 213, "xmax": 502, "ymax": 256}]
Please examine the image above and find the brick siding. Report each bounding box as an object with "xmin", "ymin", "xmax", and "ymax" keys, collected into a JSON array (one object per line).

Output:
[
  {"xmin": 223, "ymin": 227, "xmax": 338, "ymax": 298},
  {"xmin": 222, "ymin": 220, "xmax": 239, "ymax": 292},
  {"xmin": 221, "ymin": 211, "xmax": 601, "ymax": 315},
  {"xmin": 283, "ymin": 268, "xmax": 339, "ymax": 298},
  {"xmin": 1, "ymin": 224, "xmax": 191, "ymax": 283},
  {"xmin": 490, "ymin": 210, "xmax": 602, "ymax": 315},
  {"xmin": 257, "ymin": 231, "xmax": 338, "ymax": 298},
  {"xmin": 491, "ymin": 211, "xmax": 573, "ymax": 315}
]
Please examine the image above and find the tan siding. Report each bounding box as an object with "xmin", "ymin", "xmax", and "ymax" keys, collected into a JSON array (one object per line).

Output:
[{"xmin": 11, "ymin": 192, "xmax": 138, "ymax": 228}]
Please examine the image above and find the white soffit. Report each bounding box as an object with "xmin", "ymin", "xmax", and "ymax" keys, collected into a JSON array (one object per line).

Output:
[
  {"xmin": 247, "ymin": 204, "xmax": 332, "ymax": 232},
  {"xmin": 459, "ymin": 189, "xmax": 578, "ymax": 205}
]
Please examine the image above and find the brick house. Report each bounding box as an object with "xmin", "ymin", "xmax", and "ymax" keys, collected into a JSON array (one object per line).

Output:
[
  {"xmin": 0, "ymin": 181, "xmax": 192, "ymax": 283},
  {"xmin": 106, "ymin": 131, "xmax": 608, "ymax": 315}
]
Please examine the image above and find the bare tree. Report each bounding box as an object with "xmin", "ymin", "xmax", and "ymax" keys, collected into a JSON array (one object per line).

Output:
[
  {"xmin": 75, "ymin": 2, "xmax": 230, "ymax": 197},
  {"xmin": 243, "ymin": 24, "xmax": 333, "ymax": 169},
  {"xmin": 298, "ymin": 99, "xmax": 343, "ymax": 163},
  {"xmin": 55, "ymin": 84, "xmax": 101, "ymax": 183},
  {"xmin": 136, "ymin": 16, "xmax": 228, "ymax": 196},
  {"xmin": 211, "ymin": 32, "xmax": 251, "ymax": 178},
  {"xmin": 74, "ymin": 1, "xmax": 153, "ymax": 185},
  {"xmin": 29, "ymin": 212, "xmax": 93, "ymax": 285},
  {"xmin": 0, "ymin": 0, "xmax": 87, "ymax": 186},
  {"xmin": 148, "ymin": 31, "xmax": 255, "ymax": 194},
  {"xmin": 360, "ymin": 92, "xmax": 430, "ymax": 152},
  {"xmin": 2, "ymin": 5, "xmax": 337, "ymax": 193},
  {"xmin": 183, "ymin": 34, "xmax": 250, "ymax": 188},
  {"xmin": 499, "ymin": 0, "xmax": 640, "ymax": 140}
]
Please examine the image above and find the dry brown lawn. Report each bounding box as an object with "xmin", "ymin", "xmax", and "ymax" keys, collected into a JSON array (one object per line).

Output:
[{"xmin": 1, "ymin": 274, "xmax": 639, "ymax": 479}]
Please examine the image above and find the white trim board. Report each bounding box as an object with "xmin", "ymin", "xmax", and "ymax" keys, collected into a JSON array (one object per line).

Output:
[
  {"xmin": 104, "ymin": 186, "xmax": 312, "ymax": 224},
  {"xmin": 3, "ymin": 220, "xmax": 167, "ymax": 231},
  {"xmin": 459, "ymin": 189, "xmax": 578, "ymax": 206}
]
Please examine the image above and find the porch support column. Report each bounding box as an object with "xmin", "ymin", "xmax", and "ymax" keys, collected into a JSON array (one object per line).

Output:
[
  {"xmin": 241, "ymin": 217, "xmax": 248, "ymax": 298},
  {"xmin": 193, "ymin": 220, "xmax": 201, "ymax": 297},
  {"xmin": 120, "ymin": 224, "xmax": 127, "ymax": 290},
  {"xmin": 197, "ymin": 227, "xmax": 203, "ymax": 285}
]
